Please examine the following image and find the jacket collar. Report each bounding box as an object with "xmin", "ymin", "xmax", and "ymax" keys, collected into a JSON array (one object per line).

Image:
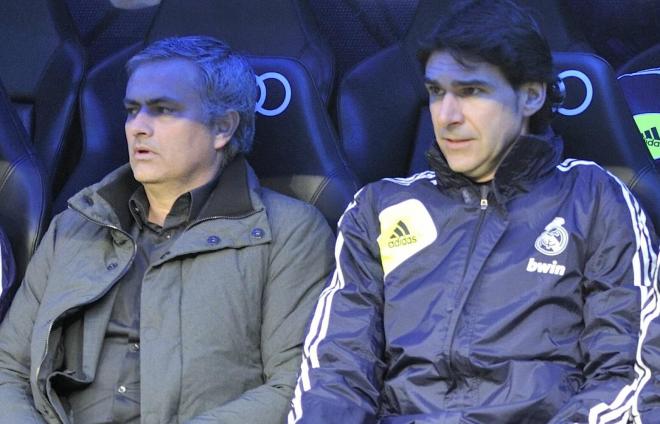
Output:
[
  {"xmin": 426, "ymin": 131, "xmax": 563, "ymax": 204},
  {"xmin": 68, "ymin": 156, "xmax": 256, "ymax": 231}
]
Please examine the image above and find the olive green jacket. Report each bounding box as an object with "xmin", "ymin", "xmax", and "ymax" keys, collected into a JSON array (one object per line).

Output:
[{"xmin": 0, "ymin": 157, "xmax": 335, "ymax": 424}]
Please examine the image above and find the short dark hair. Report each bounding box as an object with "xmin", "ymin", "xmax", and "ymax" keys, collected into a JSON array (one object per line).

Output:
[
  {"xmin": 126, "ymin": 36, "xmax": 257, "ymax": 167},
  {"xmin": 418, "ymin": 0, "xmax": 555, "ymax": 133}
]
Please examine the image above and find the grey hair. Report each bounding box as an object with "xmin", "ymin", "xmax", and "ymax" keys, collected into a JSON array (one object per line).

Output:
[{"xmin": 126, "ymin": 35, "xmax": 257, "ymax": 165}]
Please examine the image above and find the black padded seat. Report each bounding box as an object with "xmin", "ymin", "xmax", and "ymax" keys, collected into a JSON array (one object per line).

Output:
[
  {"xmin": 145, "ymin": 0, "xmax": 334, "ymax": 104},
  {"xmin": 0, "ymin": 81, "xmax": 50, "ymax": 286},
  {"xmin": 617, "ymin": 45, "xmax": 660, "ymax": 167},
  {"xmin": 551, "ymin": 53, "xmax": 660, "ymax": 230},
  {"xmin": 617, "ymin": 44, "xmax": 660, "ymax": 76},
  {"xmin": 0, "ymin": 0, "xmax": 85, "ymax": 197},
  {"xmin": 57, "ymin": 46, "xmax": 358, "ymax": 228}
]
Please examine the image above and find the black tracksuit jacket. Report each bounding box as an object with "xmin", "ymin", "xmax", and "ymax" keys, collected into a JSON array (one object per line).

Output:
[{"xmin": 289, "ymin": 133, "xmax": 660, "ymax": 423}]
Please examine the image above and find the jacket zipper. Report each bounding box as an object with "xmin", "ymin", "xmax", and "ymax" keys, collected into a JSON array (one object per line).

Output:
[
  {"xmin": 449, "ymin": 184, "xmax": 489, "ymax": 386},
  {"xmin": 461, "ymin": 184, "xmax": 489, "ymax": 278},
  {"xmin": 185, "ymin": 208, "xmax": 264, "ymax": 231},
  {"xmin": 35, "ymin": 207, "xmax": 137, "ymax": 410},
  {"xmin": 35, "ymin": 206, "xmax": 261, "ymax": 386}
]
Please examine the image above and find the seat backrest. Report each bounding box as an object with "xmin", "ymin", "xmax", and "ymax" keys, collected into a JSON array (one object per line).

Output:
[
  {"xmin": 145, "ymin": 0, "xmax": 334, "ymax": 104},
  {"xmin": 64, "ymin": 0, "xmax": 160, "ymax": 67},
  {"xmin": 617, "ymin": 45, "xmax": 660, "ymax": 163},
  {"xmin": 0, "ymin": 0, "xmax": 85, "ymax": 196},
  {"xmin": 307, "ymin": 0, "xmax": 418, "ymax": 91},
  {"xmin": 57, "ymin": 48, "xmax": 358, "ymax": 228},
  {"xmin": 0, "ymin": 81, "xmax": 50, "ymax": 285},
  {"xmin": 617, "ymin": 44, "xmax": 660, "ymax": 76},
  {"xmin": 552, "ymin": 52, "xmax": 660, "ymax": 228}
]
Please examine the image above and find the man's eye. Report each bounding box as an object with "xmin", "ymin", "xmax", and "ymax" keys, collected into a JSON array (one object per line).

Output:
[
  {"xmin": 460, "ymin": 87, "xmax": 483, "ymax": 96},
  {"xmin": 156, "ymin": 106, "xmax": 174, "ymax": 114},
  {"xmin": 426, "ymin": 85, "xmax": 444, "ymax": 97},
  {"xmin": 125, "ymin": 106, "xmax": 138, "ymax": 116}
]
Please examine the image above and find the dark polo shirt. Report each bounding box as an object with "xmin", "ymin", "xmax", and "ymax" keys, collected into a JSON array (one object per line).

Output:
[{"xmin": 64, "ymin": 172, "xmax": 219, "ymax": 424}]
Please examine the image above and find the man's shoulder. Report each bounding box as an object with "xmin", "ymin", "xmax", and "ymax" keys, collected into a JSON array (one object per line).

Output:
[
  {"xmin": 257, "ymin": 187, "xmax": 330, "ymax": 230},
  {"xmin": 349, "ymin": 170, "xmax": 438, "ymax": 210},
  {"xmin": 554, "ymin": 158, "xmax": 632, "ymax": 195}
]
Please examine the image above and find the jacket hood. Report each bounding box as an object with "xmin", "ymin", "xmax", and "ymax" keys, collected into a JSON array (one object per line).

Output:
[
  {"xmin": 426, "ymin": 131, "xmax": 563, "ymax": 204},
  {"xmin": 67, "ymin": 156, "xmax": 257, "ymax": 231}
]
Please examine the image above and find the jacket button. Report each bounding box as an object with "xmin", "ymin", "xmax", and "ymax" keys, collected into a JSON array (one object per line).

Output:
[
  {"xmin": 251, "ymin": 228, "xmax": 265, "ymax": 239},
  {"xmin": 207, "ymin": 235, "xmax": 220, "ymax": 245},
  {"xmin": 106, "ymin": 262, "xmax": 118, "ymax": 270}
]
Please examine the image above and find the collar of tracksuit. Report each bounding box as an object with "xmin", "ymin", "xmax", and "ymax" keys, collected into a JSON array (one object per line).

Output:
[{"xmin": 425, "ymin": 131, "xmax": 563, "ymax": 207}]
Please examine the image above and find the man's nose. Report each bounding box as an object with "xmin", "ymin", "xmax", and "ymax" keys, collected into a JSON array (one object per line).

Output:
[
  {"xmin": 126, "ymin": 110, "xmax": 154, "ymax": 138},
  {"xmin": 435, "ymin": 93, "xmax": 464, "ymax": 128}
]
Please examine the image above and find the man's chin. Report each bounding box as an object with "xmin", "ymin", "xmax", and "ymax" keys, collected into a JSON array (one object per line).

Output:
[{"xmin": 130, "ymin": 168, "xmax": 160, "ymax": 185}]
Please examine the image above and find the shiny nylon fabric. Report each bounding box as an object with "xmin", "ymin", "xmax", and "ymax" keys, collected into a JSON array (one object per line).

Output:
[{"xmin": 291, "ymin": 133, "xmax": 659, "ymax": 423}]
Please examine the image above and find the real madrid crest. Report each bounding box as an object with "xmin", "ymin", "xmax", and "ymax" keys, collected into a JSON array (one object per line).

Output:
[{"xmin": 534, "ymin": 217, "xmax": 568, "ymax": 256}]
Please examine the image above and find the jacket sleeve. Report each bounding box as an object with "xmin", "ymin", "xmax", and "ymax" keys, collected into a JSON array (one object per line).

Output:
[
  {"xmin": 550, "ymin": 178, "xmax": 659, "ymax": 424},
  {"xmin": 0, "ymin": 227, "xmax": 17, "ymax": 321},
  {"xmin": 185, "ymin": 202, "xmax": 336, "ymax": 424},
  {"xmin": 0, "ymin": 218, "xmax": 58, "ymax": 423},
  {"xmin": 287, "ymin": 188, "xmax": 387, "ymax": 424}
]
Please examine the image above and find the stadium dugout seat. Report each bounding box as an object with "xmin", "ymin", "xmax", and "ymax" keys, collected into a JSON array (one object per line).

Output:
[
  {"xmin": 0, "ymin": 0, "xmax": 85, "ymax": 198},
  {"xmin": 618, "ymin": 44, "xmax": 660, "ymax": 76},
  {"xmin": 0, "ymin": 81, "xmax": 50, "ymax": 288},
  {"xmin": 145, "ymin": 0, "xmax": 334, "ymax": 104},
  {"xmin": 56, "ymin": 47, "xmax": 359, "ymax": 228},
  {"xmin": 617, "ymin": 45, "xmax": 660, "ymax": 166},
  {"xmin": 307, "ymin": 0, "xmax": 418, "ymax": 98},
  {"xmin": 551, "ymin": 53, "xmax": 660, "ymax": 230},
  {"xmin": 338, "ymin": 48, "xmax": 660, "ymax": 231}
]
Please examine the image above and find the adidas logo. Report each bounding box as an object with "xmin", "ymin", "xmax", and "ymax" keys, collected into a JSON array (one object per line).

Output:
[
  {"xmin": 387, "ymin": 220, "xmax": 417, "ymax": 248},
  {"xmin": 642, "ymin": 126, "xmax": 660, "ymax": 149}
]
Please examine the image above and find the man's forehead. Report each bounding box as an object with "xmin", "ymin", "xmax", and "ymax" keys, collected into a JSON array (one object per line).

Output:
[
  {"xmin": 424, "ymin": 50, "xmax": 501, "ymax": 83},
  {"xmin": 125, "ymin": 58, "xmax": 202, "ymax": 100}
]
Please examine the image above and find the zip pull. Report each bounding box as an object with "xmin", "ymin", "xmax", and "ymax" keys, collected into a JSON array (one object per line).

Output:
[{"xmin": 480, "ymin": 184, "xmax": 489, "ymax": 210}]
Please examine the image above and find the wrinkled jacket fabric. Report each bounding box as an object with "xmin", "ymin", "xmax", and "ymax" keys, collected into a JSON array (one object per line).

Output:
[
  {"xmin": 290, "ymin": 133, "xmax": 660, "ymax": 424},
  {"xmin": 0, "ymin": 157, "xmax": 335, "ymax": 424},
  {"xmin": 0, "ymin": 227, "xmax": 15, "ymax": 321}
]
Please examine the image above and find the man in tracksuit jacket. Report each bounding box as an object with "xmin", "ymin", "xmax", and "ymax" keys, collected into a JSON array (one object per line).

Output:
[
  {"xmin": 289, "ymin": 1, "xmax": 659, "ymax": 423},
  {"xmin": 0, "ymin": 36, "xmax": 334, "ymax": 423}
]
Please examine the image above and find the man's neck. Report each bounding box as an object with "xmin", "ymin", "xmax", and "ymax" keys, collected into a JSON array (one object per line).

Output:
[{"xmin": 143, "ymin": 186, "xmax": 181, "ymax": 226}]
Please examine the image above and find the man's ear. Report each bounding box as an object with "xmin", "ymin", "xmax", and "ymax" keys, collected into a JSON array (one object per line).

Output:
[
  {"xmin": 519, "ymin": 82, "xmax": 546, "ymax": 117},
  {"xmin": 212, "ymin": 111, "xmax": 240, "ymax": 150}
]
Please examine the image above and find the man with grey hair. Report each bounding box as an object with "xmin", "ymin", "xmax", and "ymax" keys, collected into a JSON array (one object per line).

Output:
[{"xmin": 0, "ymin": 35, "xmax": 334, "ymax": 423}]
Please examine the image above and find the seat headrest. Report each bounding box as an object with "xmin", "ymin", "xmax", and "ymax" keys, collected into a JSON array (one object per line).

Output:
[
  {"xmin": 247, "ymin": 56, "xmax": 358, "ymax": 226},
  {"xmin": 0, "ymin": 1, "xmax": 76, "ymax": 98},
  {"xmin": 145, "ymin": 0, "xmax": 334, "ymax": 103},
  {"xmin": 552, "ymin": 52, "xmax": 654, "ymax": 178},
  {"xmin": 618, "ymin": 68, "xmax": 660, "ymax": 160}
]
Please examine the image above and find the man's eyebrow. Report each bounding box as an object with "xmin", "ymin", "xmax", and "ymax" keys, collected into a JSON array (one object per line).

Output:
[
  {"xmin": 451, "ymin": 79, "xmax": 491, "ymax": 88},
  {"xmin": 122, "ymin": 97, "xmax": 180, "ymax": 105},
  {"xmin": 423, "ymin": 77, "xmax": 492, "ymax": 87}
]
